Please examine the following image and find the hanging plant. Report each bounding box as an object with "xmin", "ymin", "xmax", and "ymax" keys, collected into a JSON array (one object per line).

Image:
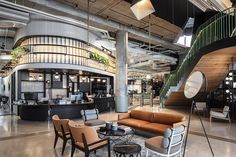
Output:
[
  {"xmin": 11, "ymin": 46, "xmax": 28, "ymax": 64},
  {"xmin": 90, "ymin": 51, "xmax": 110, "ymax": 67}
]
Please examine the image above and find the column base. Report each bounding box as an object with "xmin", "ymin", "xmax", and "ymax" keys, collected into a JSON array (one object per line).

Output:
[{"xmin": 115, "ymin": 95, "xmax": 128, "ymax": 112}]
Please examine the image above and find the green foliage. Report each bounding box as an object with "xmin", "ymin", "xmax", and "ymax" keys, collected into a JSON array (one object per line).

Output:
[
  {"xmin": 11, "ymin": 47, "xmax": 28, "ymax": 64},
  {"xmin": 90, "ymin": 51, "xmax": 110, "ymax": 66}
]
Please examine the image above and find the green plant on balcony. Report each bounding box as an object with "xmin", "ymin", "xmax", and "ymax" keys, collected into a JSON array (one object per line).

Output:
[
  {"xmin": 11, "ymin": 46, "xmax": 28, "ymax": 64},
  {"xmin": 90, "ymin": 51, "xmax": 110, "ymax": 68}
]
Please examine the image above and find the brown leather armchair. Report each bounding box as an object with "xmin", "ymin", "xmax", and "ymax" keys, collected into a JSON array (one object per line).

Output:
[
  {"xmin": 52, "ymin": 115, "xmax": 71, "ymax": 155},
  {"xmin": 68, "ymin": 120, "xmax": 111, "ymax": 157}
]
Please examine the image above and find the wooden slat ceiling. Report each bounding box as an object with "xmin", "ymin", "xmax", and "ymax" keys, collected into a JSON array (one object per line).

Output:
[{"xmin": 60, "ymin": 0, "xmax": 181, "ymax": 42}]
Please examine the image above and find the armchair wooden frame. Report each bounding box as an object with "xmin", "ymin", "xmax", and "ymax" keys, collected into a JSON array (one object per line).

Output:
[
  {"xmin": 70, "ymin": 133, "xmax": 110, "ymax": 157},
  {"xmin": 52, "ymin": 115, "xmax": 71, "ymax": 155},
  {"xmin": 69, "ymin": 121, "xmax": 111, "ymax": 157}
]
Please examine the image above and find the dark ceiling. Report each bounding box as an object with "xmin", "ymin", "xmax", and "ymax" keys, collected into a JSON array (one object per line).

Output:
[{"xmin": 125, "ymin": 0, "xmax": 203, "ymax": 28}]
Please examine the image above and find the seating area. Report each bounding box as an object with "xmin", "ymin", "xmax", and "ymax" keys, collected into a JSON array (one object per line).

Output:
[
  {"xmin": 50, "ymin": 110, "xmax": 186, "ymax": 157},
  {"xmin": 0, "ymin": 0, "xmax": 236, "ymax": 157}
]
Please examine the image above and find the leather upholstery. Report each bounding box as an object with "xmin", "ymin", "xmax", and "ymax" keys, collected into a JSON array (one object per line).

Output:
[
  {"xmin": 118, "ymin": 118, "xmax": 150, "ymax": 128},
  {"xmin": 151, "ymin": 112, "xmax": 185, "ymax": 125},
  {"xmin": 52, "ymin": 115, "xmax": 70, "ymax": 133},
  {"xmin": 142, "ymin": 123, "xmax": 171, "ymax": 134},
  {"xmin": 117, "ymin": 110, "xmax": 185, "ymax": 135},
  {"xmin": 68, "ymin": 120, "xmax": 107, "ymax": 151},
  {"xmin": 130, "ymin": 110, "xmax": 153, "ymax": 122}
]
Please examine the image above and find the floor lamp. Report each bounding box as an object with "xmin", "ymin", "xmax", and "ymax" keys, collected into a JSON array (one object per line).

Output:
[{"xmin": 183, "ymin": 71, "xmax": 214, "ymax": 157}]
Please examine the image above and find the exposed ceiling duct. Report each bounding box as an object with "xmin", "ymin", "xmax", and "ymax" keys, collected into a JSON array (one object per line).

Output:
[
  {"xmin": 0, "ymin": 20, "xmax": 27, "ymax": 28},
  {"xmin": 15, "ymin": 0, "xmax": 183, "ymax": 50},
  {"xmin": 0, "ymin": 28, "xmax": 16, "ymax": 37},
  {"xmin": 92, "ymin": 37, "xmax": 178, "ymax": 65},
  {"xmin": 0, "ymin": 6, "xmax": 29, "ymax": 23}
]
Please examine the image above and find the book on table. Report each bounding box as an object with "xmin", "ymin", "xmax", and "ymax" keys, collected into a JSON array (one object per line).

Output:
[{"xmin": 118, "ymin": 125, "xmax": 132, "ymax": 133}]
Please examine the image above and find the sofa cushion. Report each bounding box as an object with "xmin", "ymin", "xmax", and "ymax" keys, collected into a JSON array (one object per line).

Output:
[
  {"xmin": 130, "ymin": 110, "xmax": 153, "ymax": 122},
  {"xmin": 142, "ymin": 123, "xmax": 172, "ymax": 134},
  {"xmin": 152, "ymin": 112, "xmax": 185, "ymax": 125},
  {"xmin": 117, "ymin": 118, "xmax": 150, "ymax": 129}
]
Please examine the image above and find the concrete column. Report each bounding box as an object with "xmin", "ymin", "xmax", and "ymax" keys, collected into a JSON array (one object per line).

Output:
[{"xmin": 115, "ymin": 30, "xmax": 128, "ymax": 112}]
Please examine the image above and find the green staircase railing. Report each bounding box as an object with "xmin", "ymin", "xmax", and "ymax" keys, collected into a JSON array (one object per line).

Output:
[{"xmin": 160, "ymin": 7, "xmax": 236, "ymax": 106}]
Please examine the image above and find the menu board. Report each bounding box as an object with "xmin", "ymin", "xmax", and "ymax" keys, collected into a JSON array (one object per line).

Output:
[{"xmin": 21, "ymin": 81, "xmax": 44, "ymax": 92}]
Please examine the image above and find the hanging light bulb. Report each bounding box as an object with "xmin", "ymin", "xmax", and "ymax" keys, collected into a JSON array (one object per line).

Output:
[
  {"xmin": 146, "ymin": 74, "xmax": 151, "ymax": 79},
  {"xmin": 54, "ymin": 73, "xmax": 59, "ymax": 79},
  {"xmin": 102, "ymin": 79, "xmax": 106, "ymax": 83},
  {"xmin": 97, "ymin": 78, "xmax": 101, "ymax": 82},
  {"xmin": 229, "ymin": 77, "xmax": 233, "ymax": 81},
  {"xmin": 226, "ymin": 77, "xmax": 229, "ymax": 80},
  {"xmin": 229, "ymin": 72, "xmax": 233, "ymax": 76},
  {"xmin": 38, "ymin": 75, "xmax": 43, "ymax": 80},
  {"xmin": 226, "ymin": 89, "xmax": 230, "ymax": 93},
  {"xmin": 225, "ymin": 81, "xmax": 229, "ymax": 85},
  {"xmin": 29, "ymin": 75, "xmax": 34, "ymax": 81},
  {"xmin": 90, "ymin": 78, "xmax": 94, "ymax": 82},
  {"xmin": 70, "ymin": 75, "xmax": 75, "ymax": 79}
]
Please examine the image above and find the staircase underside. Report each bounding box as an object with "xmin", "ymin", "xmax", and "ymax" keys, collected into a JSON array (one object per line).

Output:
[{"xmin": 165, "ymin": 45, "xmax": 236, "ymax": 108}]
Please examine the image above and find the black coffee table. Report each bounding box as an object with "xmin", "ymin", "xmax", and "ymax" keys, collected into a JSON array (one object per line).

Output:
[
  {"xmin": 97, "ymin": 127, "xmax": 134, "ymax": 143},
  {"xmin": 113, "ymin": 142, "xmax": 141, "ymax": 157}
]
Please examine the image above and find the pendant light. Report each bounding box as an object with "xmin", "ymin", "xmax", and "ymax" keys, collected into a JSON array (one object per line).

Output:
[{"xmin": 130, "ymin": 0, "xmax": 155, "ymax": 20}]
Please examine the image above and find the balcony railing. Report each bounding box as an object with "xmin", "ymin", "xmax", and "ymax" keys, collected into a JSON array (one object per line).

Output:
[
  {"xmin": 18, "ymin": 52, "xmax": 116, "ymax": 74},
  {"xmin": 160, "ymin": 7, "xmax": 236, "ymax": 106}
]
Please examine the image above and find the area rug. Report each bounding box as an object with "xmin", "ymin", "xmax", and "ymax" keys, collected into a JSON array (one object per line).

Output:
[{"xmin": 92, "ymin": 135, "xmax": 163, "ymax": 157}]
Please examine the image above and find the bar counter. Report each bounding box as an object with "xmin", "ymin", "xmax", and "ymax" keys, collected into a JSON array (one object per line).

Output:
[
  {"xmin": 13, "ymin": 97, "xmax": 115, "ymax": 121},
  {"xmin": 50, "ymin": 101, "xmax": 95, "ymax": 119}
]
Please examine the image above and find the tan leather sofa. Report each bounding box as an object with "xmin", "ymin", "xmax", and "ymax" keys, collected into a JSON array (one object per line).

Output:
[{"xmin": 117, "ymin": 110, "xmax": 185, "ymax": 134}]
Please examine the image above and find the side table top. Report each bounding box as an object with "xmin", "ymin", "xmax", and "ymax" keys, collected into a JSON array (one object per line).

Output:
[{"xmin": 113, "ymin": 142, "xmax": 141, "ymax": 154}]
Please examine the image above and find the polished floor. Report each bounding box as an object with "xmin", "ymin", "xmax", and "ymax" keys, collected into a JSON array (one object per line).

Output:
[{"xmin": 0, "ymin": 106, "xmax": 235, "ymax": 157}]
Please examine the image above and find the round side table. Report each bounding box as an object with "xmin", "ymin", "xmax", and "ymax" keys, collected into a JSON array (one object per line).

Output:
[{"xmin": 113, "ymin": 142, "xmax": 141, "ymax": 157}]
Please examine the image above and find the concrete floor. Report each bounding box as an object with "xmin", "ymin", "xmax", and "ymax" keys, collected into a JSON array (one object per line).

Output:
[{"xmin": 0, "ymin": 105, "xmax": 235, "ymax": 157}]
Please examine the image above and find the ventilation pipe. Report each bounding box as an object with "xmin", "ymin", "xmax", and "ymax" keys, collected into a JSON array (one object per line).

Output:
[
  {"xmin": 0, "ymin": 6, "xmax": 29, "ymax": 23},
  {"xmin": 0, "ymin": 29, "xmax": 16, "ymax": 38}
]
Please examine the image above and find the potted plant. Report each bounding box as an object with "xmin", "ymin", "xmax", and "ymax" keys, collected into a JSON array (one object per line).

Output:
[
  {"xmin": 90, "ymin": 51, "xmax": 110, "ymax": 69},
  {"xmin": 11, "ymin": 46, "xmax": 29, "ymax": 64}
]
